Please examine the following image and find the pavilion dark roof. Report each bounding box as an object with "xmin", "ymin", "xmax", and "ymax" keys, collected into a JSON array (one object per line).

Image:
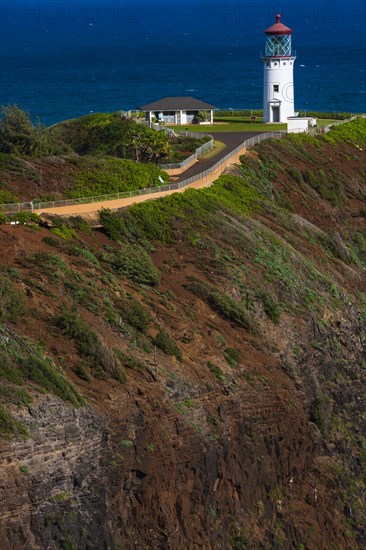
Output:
[{"xmin": 138, "ymin": 96, "xmax": 217, "ymax": 111}]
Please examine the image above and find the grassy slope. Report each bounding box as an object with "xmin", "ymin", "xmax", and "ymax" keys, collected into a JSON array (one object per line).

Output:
[
  {"xmin": 0, "ymin": 118, "xmax": 365, "ymax": 547},
  {"xmin": 0, "ymin": 111, "xmax": 344, "ymax": 204}
]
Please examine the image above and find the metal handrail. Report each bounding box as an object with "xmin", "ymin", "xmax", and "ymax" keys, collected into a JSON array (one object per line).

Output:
[
  {"xmin": 159, "ymin": 138, "xmax": 214, "ymax": 170},
  {"xmin": 0, "ymin": 131, "xmax": 287, "ymax": 214}
]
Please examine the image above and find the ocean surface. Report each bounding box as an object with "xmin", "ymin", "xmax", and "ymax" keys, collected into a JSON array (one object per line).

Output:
[{"xmin": 0, "ymin": 0, "xmax": 365, "ymax": 124}]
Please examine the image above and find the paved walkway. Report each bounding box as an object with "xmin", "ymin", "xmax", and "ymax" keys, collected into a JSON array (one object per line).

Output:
[
  {"xmin": 176, "ymin": 131, "xmax": 261, "ymax": 182},
  {"xmin": 35, "ymin": 132, "xmax": 262, "ymax": 218}
]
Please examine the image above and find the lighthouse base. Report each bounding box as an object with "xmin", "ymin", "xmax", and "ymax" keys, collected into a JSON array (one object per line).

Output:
[{"xmin": 264, "ymin": 100, "xmax": 295, "ymax": 124}]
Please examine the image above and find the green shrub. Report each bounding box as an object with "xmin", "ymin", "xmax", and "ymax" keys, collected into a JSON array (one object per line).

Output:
[
  {"xmin": 185, "ymin": 277, "xmax": 256, "ymax": 333},
  {"xmin": 322, "ymin": 117, "xmax": 366, "ymax": 148},
  {"xmin": 152, "ymin": 329, "xmax": 183, "ymax": 361},
  {"xmin": 0, "ymin": 105, "xmax": 67, "ymax": 157},
  {"xmin": 256, "ymin": 289, "xmax": 281, "ymax": 324},
  {"xmin": 51, "ymin": 225, "xmax": 77, "ymax": 240},
  {"xmin": 54, "ymin": 309, "xmax": 99, "ymax": 356},
  {"xmin": 102, "ymin": 244, "xmax": 160, "ymax": 286},
  {"xmin": 68, "ymin": 216, "xmax": 92, "ymax": 234},
  {"xmin": 0, "ymin": 328, "xmax": 85, "ymax": 426},
  {"xmin": 0, "ymin": 189, "xmax": 17, "ymax": 204},
  {"xmin": 0, "ymin": 274, "xmax": 26, "ymax": 321},
  {"xmin": 309, "ymin": 391, "xmax": 328, "ymax": 436},
  {"xmin": 10, "ymin": 212, "xmax": 41, "ymax": 225},
  {"xmin": 19, "ymin": 354, "xmax": 84, "ymax": 406},
  {"xmin": 42, "ymin": 236, "xmax": 60, "ymax": 247},
  {"xmin": 68, "ymin": 245, "xmax": 100, "ymax": 266},
  {"xmin": 0, "ymin": 403, "xmax": 28, "ymax": 438},
  {"xmin": 0, "ymin": 152, "xmax": 41, "ymax": 181},
  {"xmin": 207, "ymin": 360, "xmax": 225, "ymax": 381},
  {"xmin": 77, "ymin": 112, "xmax": 114, "ymax": 128},
  {"xmin": 67, "ymin": 157, "xmax": 168, "ymax": 198},
  {"xmin": 0, "ymin": 386, "xmax": 32, "ymax": 406},
  {"xmin": 0, "ymin": 351, "xmax": 25, "ymax": 384},
  {"xmin": 54, "ymin": 309, "xmax": 126, "ymax": 382},
  {"xmin": 100, "ymin": 175, "xmax": 259, "ymax": 247},
  {"xmin": 116, "ymin": 295, "xmax": 151, "ymax": 332},
  {"xmin": 164, "ymin": 135, "xmax": 211, "ymax": 163},
  {"xmin": 26, "ymin": 252, "xmax": 70, "ymax": 273},
  {"xmin": 224, "ymin": 347, "xmax": 240, "ymax": 368}
]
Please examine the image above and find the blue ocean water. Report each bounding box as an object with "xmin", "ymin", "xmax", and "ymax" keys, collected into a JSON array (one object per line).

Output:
[{"xmin": 0, "ymin": 0, "xmax": 365, "ymax": 124}]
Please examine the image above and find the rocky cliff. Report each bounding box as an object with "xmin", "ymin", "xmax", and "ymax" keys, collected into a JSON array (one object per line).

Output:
[{"xmin": 0, "ymin": 120, "xmax": 365, "ymax": 549}]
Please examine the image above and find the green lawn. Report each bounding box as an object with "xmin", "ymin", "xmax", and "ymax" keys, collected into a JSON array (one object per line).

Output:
[
  {"xmin": 168, "ymin": 117, "xmax": 284, "ymax": 133},
  {"xmin": 316, "ymin": 119, "xmax": 337, "ymax": 127},
  {"xmin": 198, "ymin": 140, "xmax": 227, "ymax": 159},
  {"xmin": 166, "ymin": 116, "xmax": 339, "ymax": 133}
]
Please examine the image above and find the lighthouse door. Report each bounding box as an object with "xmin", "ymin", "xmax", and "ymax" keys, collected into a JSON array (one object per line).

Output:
[{"xmin": 272, "ymin": 106, "xmax": 280, "ymax": 122}]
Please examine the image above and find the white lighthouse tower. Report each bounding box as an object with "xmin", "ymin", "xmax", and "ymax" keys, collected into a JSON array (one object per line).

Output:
[{"xmin": 262, "ymin": 14, "xmax": 296, "ymax": 123}]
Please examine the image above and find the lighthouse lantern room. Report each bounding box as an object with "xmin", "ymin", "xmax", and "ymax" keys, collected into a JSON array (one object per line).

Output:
[{"xmin": 262, "ymin": 14, "xmax": 296, "ymax": 123}]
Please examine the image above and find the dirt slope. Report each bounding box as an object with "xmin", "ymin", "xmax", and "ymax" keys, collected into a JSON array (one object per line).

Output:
[{"xmin": 0, "ymin": 126, "xmax": 365, "ymax": 549}]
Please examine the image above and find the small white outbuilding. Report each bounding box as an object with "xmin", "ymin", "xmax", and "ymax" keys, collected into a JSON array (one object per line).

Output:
[
  {"xmin": 287, "ymin": 116, "xmax": 317, "ymax": 133},
  {"xmin": 138, "ymin": 97, "xmax": 217, "ymax": 125}
]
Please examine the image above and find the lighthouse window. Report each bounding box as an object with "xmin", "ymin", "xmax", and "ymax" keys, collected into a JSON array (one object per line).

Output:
[
  {"xmin": 273, "ymin": 85, "xmax": 279, "ymax": 93},
  {"xmin": 266, "ymin": 62, "xmax": 270, "ymax": 67},
  {"xmin": 274, "ymin": 62, "xmax": 278, "ymax": 66},
  {"xmin": 283, "ymin": 62, "xmax": 287, "ymax": 65}
]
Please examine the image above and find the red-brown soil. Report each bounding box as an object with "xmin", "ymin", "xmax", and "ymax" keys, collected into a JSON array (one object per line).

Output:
[{"xmin": 0, "ymin": 134, "xmax": 365, "ymax": 549}]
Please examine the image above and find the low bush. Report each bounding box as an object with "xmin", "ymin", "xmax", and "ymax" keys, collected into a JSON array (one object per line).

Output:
[
  {"xmin": 207, "ymin": 360, "xmax": 225, "ymax": 381},
  {"xmin": 185, "ymin": 277, "xmax": 256, "ymax": 333},
  {"xmin": 116, "ymin": 295, "xmax": 151, "ymax": 332},
  {"xmin": 152, "ymin": 328, "xmax": 183, "ymax": 361},
  {"xmin": 100, "ymin": 175, "xmax": 260, "ymax": 246},
  {"xmin": 42, "ymin": 236, "xmax": 60, "ymax": 247},
  {"xmin": 67, "ymin": 157, "xmax": 168, "ymax": 198},
  {"xmin": 19, "ymin": 354, "xmax": 84, "ymax": 406},
  {"xmin": 101, "ymin": 243, "xmax": 160, "ymax": 286},
  {"xmin": 68, "ymin": 245, "xmax": 100, "ymax": 266},
  {"xmin": 68, "ymin": 216, "xmax": 92, "ymax": 234},
  {"xmin": 25, "ymin": 252, "xmax": 70, "ymax": 274},
  {"xmin": 163, "ymin": 136, "xmax": 211, "ymax": 163},
  {"xmin": 0, "ymin": 188, "xmax": 17, "ymax": 204},
  {"xmin": 322, "ymin": 117, "xmax": 366, "ymax": 147},
  {"xmin": 0, "ymin": 350, "xmax": 25, "ymax": 384},
  {"xmin": 0, "ymin": 386, "xmax": 32, "ymax": 406},
  {"xmin": 0, "ymin": 403, "xmax": 28, "ymax": 438},
  {"xmin": 224, "ymin": 347, "xmax": 240, "ymax": 368},
  {"xmin": 0, "ymin": 327, "xmax": 86, "ymax": 438},
  {"xmin": 0, "ymin": 274, "xmax": 26, "ymax": 321},
  {"xmin": 256, "ymin": 289, "xmax": 281, "ymax": 324},
  {"xmin": 51, "ymin": 225, "xmax": 77, "ymax": 240},
  {"xmin": 54, "ymin": 309, "xmax": 126, "ymax": 381}
]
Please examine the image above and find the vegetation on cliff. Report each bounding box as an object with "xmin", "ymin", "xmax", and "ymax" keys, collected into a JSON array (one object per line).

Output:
[
  {"xmin": 0, "ymin": 107, "xmax": 211, "ymax": 203},
  {"xmin": 0, "ymin": 118, "xmax": 365, "ymax": 549}
]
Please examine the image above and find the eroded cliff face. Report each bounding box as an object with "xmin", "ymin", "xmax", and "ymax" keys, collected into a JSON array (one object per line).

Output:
[
  {"xmin": 1, "ymin": 300, "xmax": 364, "ymax": 549},
  {"xmin": 1, "ymin": 127, "xmax": 365, "ymax": 549},
  {"xmin": 0, "ymin": 397, "xmax": 110, "ymax": 549},
  {"xmin": 0, "ymin": 366, "xmax": 314, "ymax": 549}
]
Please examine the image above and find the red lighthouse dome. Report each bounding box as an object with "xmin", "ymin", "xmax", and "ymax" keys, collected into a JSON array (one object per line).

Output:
[{"xmin": 264, "ymin": 14, "xmax": 293, "ymax": 36}]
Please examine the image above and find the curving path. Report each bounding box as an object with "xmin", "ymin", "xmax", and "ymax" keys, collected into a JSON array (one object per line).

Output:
[
  {"xmin": 35, "ymin": 132, "xmax": 262, "ymax": 218},
  {"xmin": 175, "ymin": 131, "xmax": 262, "ymax": 182}
]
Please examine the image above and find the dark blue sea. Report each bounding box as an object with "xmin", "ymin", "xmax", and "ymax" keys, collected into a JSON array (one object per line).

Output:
[{"xmin": 0, "ymin": 0, "xmax": 365, "ymax": 124}]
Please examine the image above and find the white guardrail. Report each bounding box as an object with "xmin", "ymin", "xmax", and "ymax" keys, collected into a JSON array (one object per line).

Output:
[
  {"xmin": 159, "ymin": 138, "xmax": 214, "ymax": 170},
  {"xmin": 0, "ymin": 131, "xmax": 286, "ymax": 214}
]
